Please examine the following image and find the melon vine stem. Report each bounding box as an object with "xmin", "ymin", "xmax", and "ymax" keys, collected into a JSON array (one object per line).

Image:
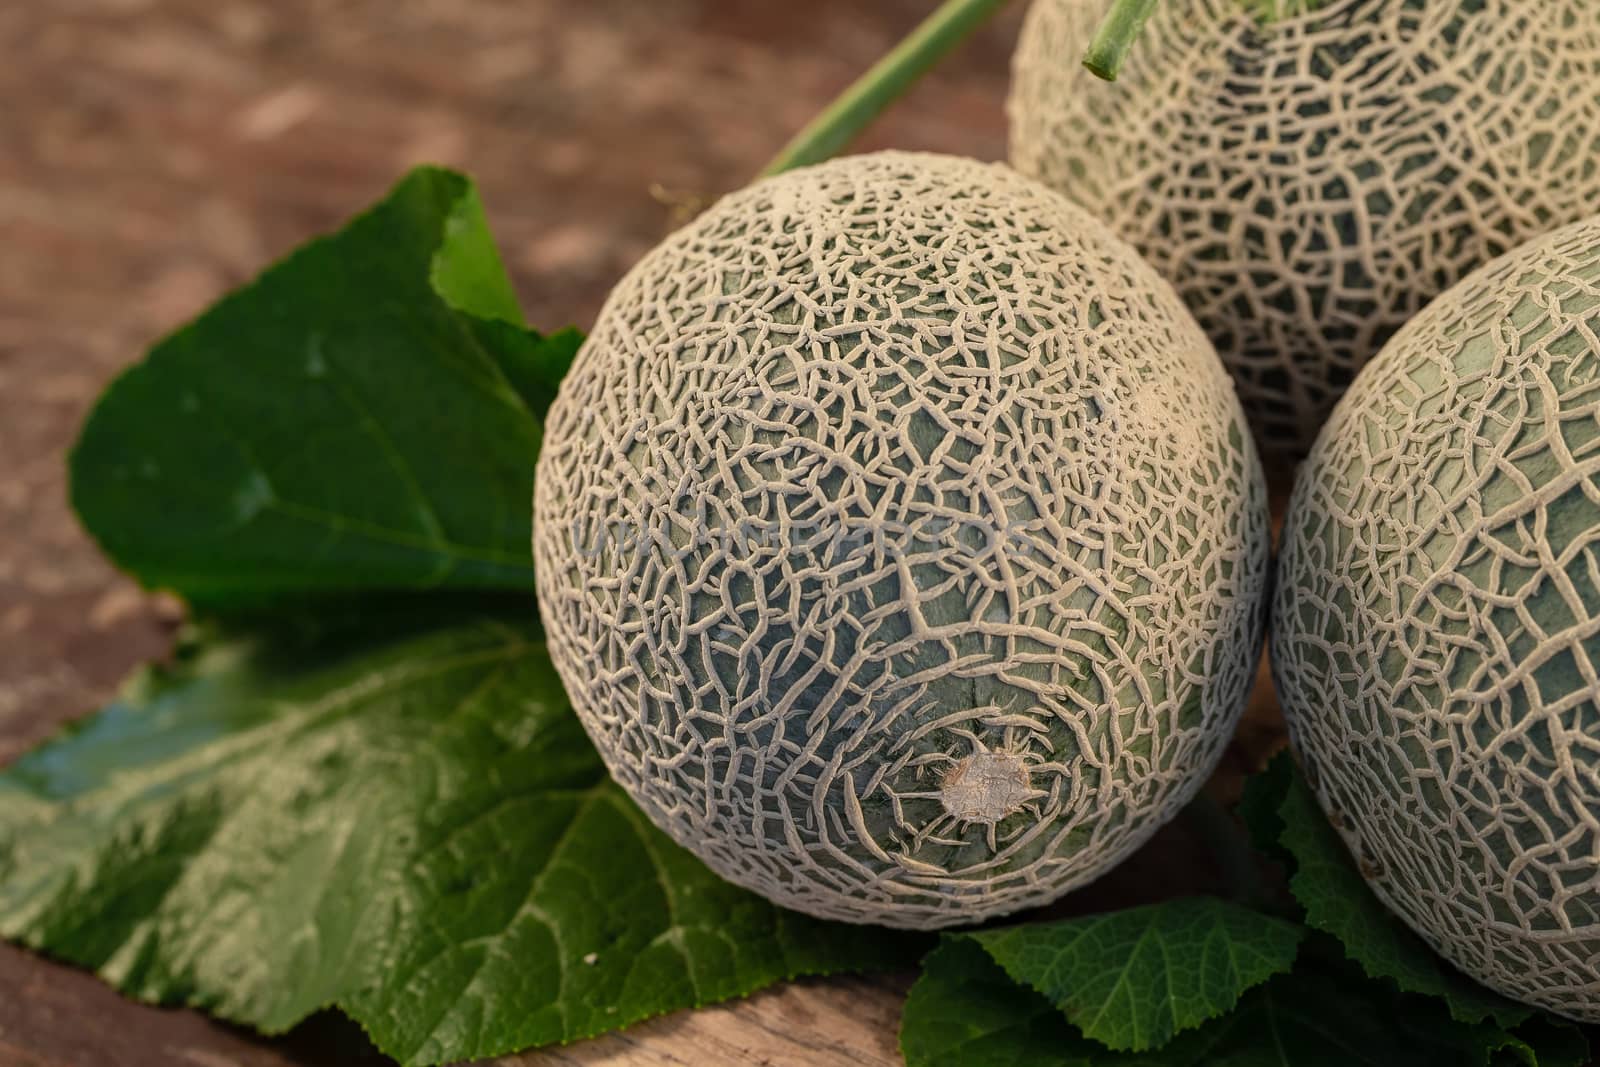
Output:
[
  {"xmin": 759, "ymin": 0, "xmax": 1011, "ymax": 178},
  {"xmin": 1083, "ymin": 0, "xmax": 1158, "ymax": 81}
]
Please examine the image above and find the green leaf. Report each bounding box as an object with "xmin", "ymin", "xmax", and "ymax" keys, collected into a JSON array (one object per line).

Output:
[
  {"xmin": 0, "ymin": 612, "xmax": 915, "ymax": 1066},
  {"xmin": 1498, "ymin": 1015, "xmax": 1594, "ymax": 1067},
  {"xmin": 901, "ymin": 936, "xmax": 1583, "ymax": 1067},
  {"xmin": 966, "ymin": 897, "xmax": 1303, "ymax": 1051},
  {"xmin": 1235, "ymin": 749, "xmax": 1294, "ymax": 866},
  {"xmin": 1272, "ymin": 759, "xmax": 1531, "ymax": 1029},
  {"xmin": 901, "ymin": 938, "xmax": 1094, "ymax": 1067},
  {"xmin": 428, "ymin": 181, "xmax": 526, "ymax": 326},
  {"xmin": 472, "ymin": 322, "xmax": 585, "ymax": 421},
  {"xmin": 70, "ymin": 167, "xmax": 557, "ymax": 608}
]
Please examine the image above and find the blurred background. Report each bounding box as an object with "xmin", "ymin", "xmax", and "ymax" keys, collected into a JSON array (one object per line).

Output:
[{"xmin": 0, "ymin": 3, "xmax": 1279, "ymax": 1064}]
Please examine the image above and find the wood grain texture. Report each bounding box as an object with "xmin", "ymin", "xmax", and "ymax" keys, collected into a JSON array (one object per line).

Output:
[
  {"xmin": 511, "ymin": 974, "xmax": 914, "ymax": 1067},
  {"xmin": 0, "ymin": 1, "xmax": 1287, "ymax": 1063}
]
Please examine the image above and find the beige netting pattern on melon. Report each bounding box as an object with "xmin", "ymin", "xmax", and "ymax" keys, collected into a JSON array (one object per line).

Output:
[
  {"xmin": 1274, "ymin": 216, "xmax": 1600, "ymax": 1020},
  {"xmin": 534, "ymin": 152, "xmax": 1270, "ymax": 928},
  {"xmin": 1010, "ymin": 0, "xmax": 1600, "ymax": 460}
]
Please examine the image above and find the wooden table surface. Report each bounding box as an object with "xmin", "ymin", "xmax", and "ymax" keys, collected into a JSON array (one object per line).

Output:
[{"xmin": 0, "ymin": 2, "xmax": 1287, "ymax": 1063}]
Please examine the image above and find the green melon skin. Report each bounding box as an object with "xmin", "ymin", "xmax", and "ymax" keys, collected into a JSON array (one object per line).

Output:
[
  {"xmin": 1009, "ymin": 0, "xmax": 1600, "ymax": 462},
  {"xmin": 535, "ymin": 151, "xmax": 1270, "ymax": 929},
  {"xmin": 1273, "ymin": 215, "xmax": 1600, "ymax": 1021}
]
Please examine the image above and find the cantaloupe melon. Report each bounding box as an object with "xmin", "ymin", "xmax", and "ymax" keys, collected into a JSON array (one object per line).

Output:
[
  {"xmin": 534, "ymin": 151, "xmax": 1270, "ymax": 928},
  {"xmin": 1009, "ymin": 0, "xmax": 1600, "ymax": 460},
  {"xmin": 1273, "ymin": 215, "xmax": 1600, "ymax": 1019}
]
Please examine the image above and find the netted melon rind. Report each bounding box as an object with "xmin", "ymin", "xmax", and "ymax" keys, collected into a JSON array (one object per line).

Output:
[
  {"xmin": 1009, "ymin": 0, "xmax": 1600, "ymax": 460},
  {"xmin": 1273, "ymin": 215, "xmax": 1600, "ymax": 1020},
  {"xmin": 535, "ymin": 151, "xmax": 1270, "ymax": 929}
]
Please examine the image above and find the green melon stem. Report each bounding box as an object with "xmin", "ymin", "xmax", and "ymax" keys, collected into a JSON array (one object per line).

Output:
[
  {"xmin": 759, "ymin": 0, "xmax": 1011, "ymax": 178},
  {"xmin": 1083, "ymin": 0, "xmax": 1159, "ymax": 81},
  {"xmin": 1086, "ymin": 0, "xmax": 1337, "ymax": 81}
]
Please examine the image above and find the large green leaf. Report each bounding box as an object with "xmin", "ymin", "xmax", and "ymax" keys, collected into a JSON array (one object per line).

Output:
[
  {"xmin": 473, "ymin": 322, "xmax": 585, "ymax": 422},
  {"xmin": 1234, "ymin": 748, "xmax": 1293, "ymax": 867},
  {"xmin": 69, "ymin": 168, "xmax": 562, "ymax": 607},
  {"xmin": 900, "ymin": 938, "xmax": 1085, "ymax": 1067},
  {"xmin": 900, "ymin": 936, "xmax": 1585, "ymax": 1067},
  {"xmin": 1498, "ymin": 1016, "xmax": 1595, "ymax": 1067},
  {"xmin": 1245, "ymin": 753, "xmax": 1531, "ymax": 1028},
  {"xmin": 0, "ymin": 612, "xmax": 914, "ymax": 1065},
  {"xmin": 967, "ymin": 897, "xmax": 1303, "ymax": 1051}
]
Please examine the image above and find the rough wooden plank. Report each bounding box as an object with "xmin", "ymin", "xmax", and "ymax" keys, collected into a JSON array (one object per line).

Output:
[
  {"xmin": 509, "ymin": 974, "xmax": 914, "ymax": 1067},
  {"xmin": 0, "ymin": 943, "xmax": 388, "ymax": 1067}
]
